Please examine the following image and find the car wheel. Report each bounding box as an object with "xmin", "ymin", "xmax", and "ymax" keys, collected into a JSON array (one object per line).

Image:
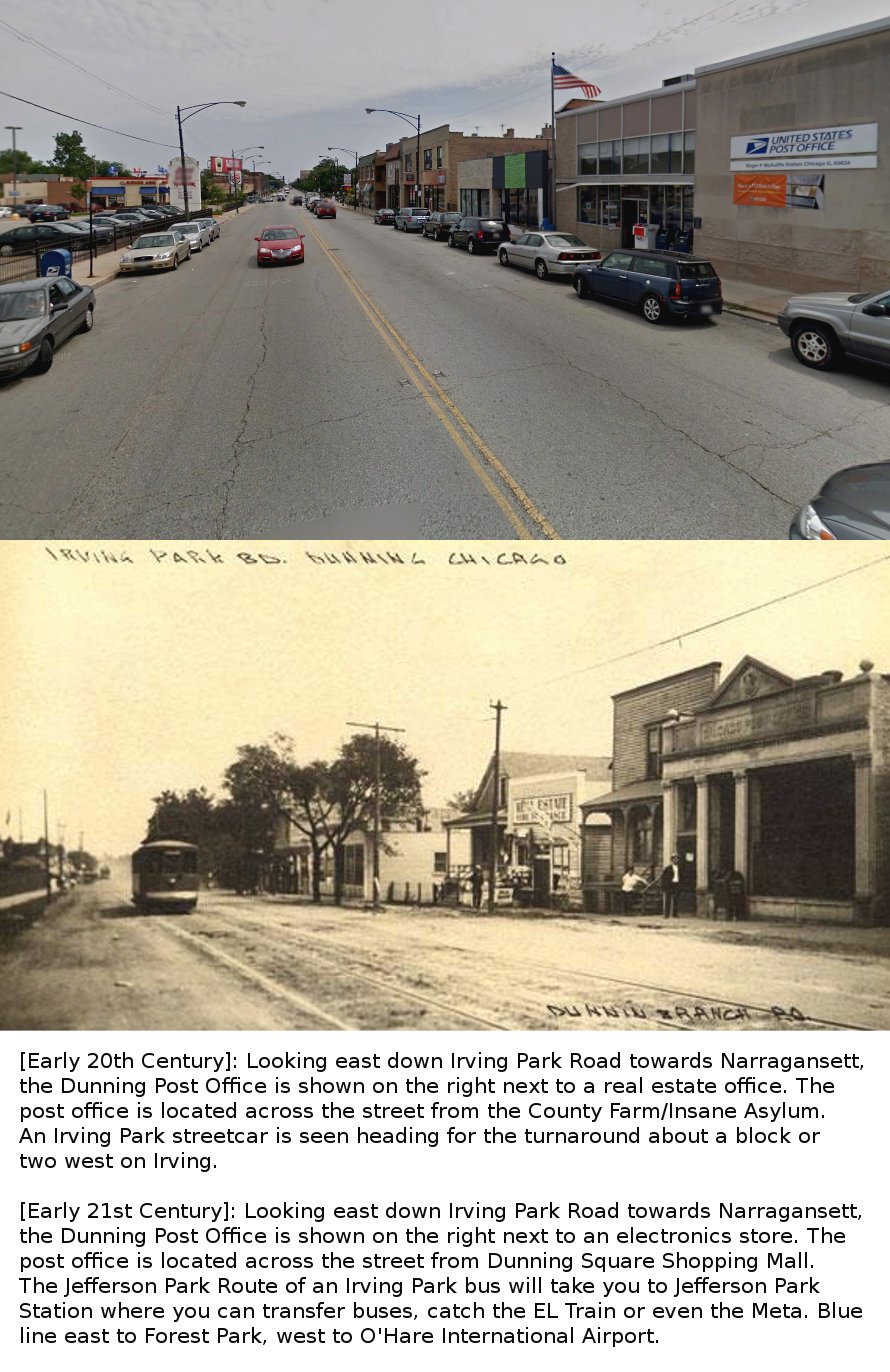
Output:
[
  {"xmin": 791, "ymin": 322, "xmax": 838, "ymax": 370},
  {"xmin": 80, "ymin": 305, "xmax": 94, "ymax": 332},
  {"xmin": 574, "ymin": 276, "xmax": 588, "ymax": 299},
  {"xmin": 499, "ymin": 248, "xmax": 509, "ymax": 267},
  {"xmin": 641, "ymin": 293, "xmax": 664, "ymax": 324},
  {"xmin": 448, "ymin": 236, "xmax": 455, "ymax": 248},
  {"xmin": 31, "ymin": 338, "xmax": 54, "ymax": 374},
  {"xmin": 467, "ymin": 238, "xmax": 476, "ymax": 254},
  {"xmin": 172, "ymin": 256, "xmax": 179, "ymax": 270},
  {"xmin": 535, "ymin": 258, "xmax": 548, "ymax": 280}
]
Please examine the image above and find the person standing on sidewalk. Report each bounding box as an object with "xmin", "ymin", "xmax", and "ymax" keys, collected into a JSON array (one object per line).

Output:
[
  {"xmin": 660, "ymin": 854, "xmax": 682, "ymax": 917},
  {"xmin": 471, "ymin": 866, "xmax": 484, "ymax": 910}
]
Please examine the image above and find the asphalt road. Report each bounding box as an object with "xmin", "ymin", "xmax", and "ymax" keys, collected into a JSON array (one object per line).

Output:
[
  {"xmin": 1, "ymin": 203, "xmax": 888, "ymax": 539},
  {"xmin": 1, "ymin": 882, "xmax": 886, "ymax": 1030}
]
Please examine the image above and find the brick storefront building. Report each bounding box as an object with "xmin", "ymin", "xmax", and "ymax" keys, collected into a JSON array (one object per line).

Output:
[{"xmin": 389, "ymin": 124, "xmax": 551, "ymax": 212}]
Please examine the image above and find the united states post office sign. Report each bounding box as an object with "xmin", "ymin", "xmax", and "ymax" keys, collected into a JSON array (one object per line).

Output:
[{"xmin": 729, "ymin": 122, "xmax": 877, "ymax": 172}]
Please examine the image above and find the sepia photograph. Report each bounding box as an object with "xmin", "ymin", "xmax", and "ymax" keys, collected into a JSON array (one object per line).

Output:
[{"xmin": 1, "ymin": 540, "xmax": 889, "ymax": 1033}]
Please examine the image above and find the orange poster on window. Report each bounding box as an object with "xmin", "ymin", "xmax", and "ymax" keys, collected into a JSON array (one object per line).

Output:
[{"xmin": 733, "ymin": 173, "xmax": 787, "ymax": 207}]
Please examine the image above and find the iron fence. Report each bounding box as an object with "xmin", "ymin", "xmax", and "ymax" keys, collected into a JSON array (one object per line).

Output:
[{"xmin": 0, "ymin": 204, "xmax": 238, "ymax": 285}]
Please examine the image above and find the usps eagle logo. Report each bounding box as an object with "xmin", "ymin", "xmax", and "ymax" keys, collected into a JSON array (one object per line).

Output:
[{"xmin": 745, "ymin": 138, "xmax": 769, "ymax": 156}]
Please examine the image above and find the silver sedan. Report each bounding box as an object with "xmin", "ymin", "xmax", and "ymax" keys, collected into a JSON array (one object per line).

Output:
[{"xmin": 498, "ymin": 231, "xmax": 601, "ymax": 279}]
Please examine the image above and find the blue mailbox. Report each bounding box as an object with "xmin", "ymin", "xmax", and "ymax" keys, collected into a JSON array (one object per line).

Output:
[{"xmin": 40, "ymin": 248, "xmax": 73, "ymax": 278}]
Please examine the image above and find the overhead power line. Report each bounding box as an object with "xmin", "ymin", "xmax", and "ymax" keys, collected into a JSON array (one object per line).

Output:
[
  {"xmin": 0, "ymin": 89, "xmax": 178, "ymax": 149},
  {"xmin": 537, "ymin": 555, "xmax": 890, "ymax": 688},
  {"xmin": 0, "ymin": 19, "xmax": 171, "ymax": 118}
]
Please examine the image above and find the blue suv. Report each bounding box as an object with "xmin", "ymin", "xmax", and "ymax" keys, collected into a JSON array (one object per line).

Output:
[{"xmin": 573, "ymin": 248, "xmax": 722, "ymax": 324}]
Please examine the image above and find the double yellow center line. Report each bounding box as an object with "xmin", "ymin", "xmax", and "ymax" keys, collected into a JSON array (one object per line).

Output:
[{"xmin": 306, "ymin": 222, "xmax": 560, "ymax": 540}]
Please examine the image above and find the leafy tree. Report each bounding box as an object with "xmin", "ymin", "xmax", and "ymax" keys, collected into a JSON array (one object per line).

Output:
[
  {"xmin": 200, "ymin": 169, "xmax": 226, "ymax": 206},
  {"xmin": 69, "ymin": 181, "xmax": 87, "ymax": 205},
  {"xmin": 50, "ymin": 130, "xmax": 93, "ymax": 181},
  {"xmin": 0, "ymin": 147, "xmax": 51, "ymax": 175},
  {"xmin": 447, "ymin": 788, "xmax": 478, "ymax": 814},
  {"xmin": 326, "ymin": 734, "xmax": 425, "ymax": 902}
]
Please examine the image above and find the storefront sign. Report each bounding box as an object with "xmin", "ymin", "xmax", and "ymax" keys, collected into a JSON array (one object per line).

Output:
[
  {"xmin": 697, "ymin": 694, "xmax": 815, "ymax": 747},
  {"xmin": 211, "ymin": 156, "xmax": 242, "ymax": 174},
  {"xmin": 733, "ymin": 173, "xmax": 787, "ymax": 207},
  {"xmin": 730, "ymin": 123, "xmax": 877, "ymax": 161},
  {"xmin": 168, "ymin": 156, "xmax": 201, "ymax": 213},
  {"xmin": 730, "ymin": 122, "xmax": 877, "ymax": 173},
  {"xmin": 513, "ymin": 794, "xmax": 572, "ymax": 825}
]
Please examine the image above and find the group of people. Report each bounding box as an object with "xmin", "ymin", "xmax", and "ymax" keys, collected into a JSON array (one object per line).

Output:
[{"xmin": 621, "ymin": 854, "xmax": 747, "ymax": 919}]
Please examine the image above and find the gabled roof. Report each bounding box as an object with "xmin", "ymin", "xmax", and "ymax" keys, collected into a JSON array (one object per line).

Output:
[
  {"xmin": 464, "ymin": 751, "xmax": 612, "ymax": 815},
  {"xmin": 706, "ymin": 656, "xmax": 794, "ymax": 710}
]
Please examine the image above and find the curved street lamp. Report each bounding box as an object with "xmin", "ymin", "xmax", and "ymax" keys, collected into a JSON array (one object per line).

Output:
[
  {"xmin": 328, "ymin": 146, "xmax": 359, "ymax": 209},
  {"xmin": 231, "ymin": 144, "xmax": 264, "ymax": 211},
  {"xmin": 175, "ymin": 99, "xmax": 246, "ymax": 219},
  {"xmin": 365, "ymin": 107, "xmax": 421, "ymax": 208}
]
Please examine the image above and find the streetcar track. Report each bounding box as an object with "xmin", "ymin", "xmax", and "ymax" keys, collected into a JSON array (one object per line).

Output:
[
  {"xmin": 157, "ymin": 913, "xmax": 512, "ymax": 1032},
  {"xmin": 195, "ymin": 901, "xmax": 877, "ymax": 1032}
]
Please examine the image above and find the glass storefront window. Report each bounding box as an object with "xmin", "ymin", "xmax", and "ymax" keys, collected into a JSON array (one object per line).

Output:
[
  {"xmin": 577, "ymin": 186, "xmax": 620, "ymax": 226},
  {"xmin": 684, "ymin": 131, "xmax": 695, "ymax": 173},
  {"xmin": 459, "ymin": 189, "xmax": 490, "ymax": 217},
  {"xmin": 650, "ymin": 133, "xmax": 683, "ymax": 174},
  {"xmin": 598, "ymin": 140, "xmax": 620, "ymax": 175},
  {"xmin": 578, "ymin": 142, "xmax": 597, "ymax": 175},
  {"xmin": 623, "ymin": 137, "xmax": 650, "ymax": 175}
]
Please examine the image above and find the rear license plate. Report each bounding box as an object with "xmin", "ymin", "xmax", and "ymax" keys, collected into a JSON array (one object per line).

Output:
[{"xmin": 700, "ymin": 304, "xmax": 714, "ymax": 314}]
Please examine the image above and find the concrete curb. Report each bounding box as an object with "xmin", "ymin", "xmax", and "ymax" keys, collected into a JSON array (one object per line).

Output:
[{"xmin": 724, "ymin": 302, "xmax": 780, "ymax": 325}]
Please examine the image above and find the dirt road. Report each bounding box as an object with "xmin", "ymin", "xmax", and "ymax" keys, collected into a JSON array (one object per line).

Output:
[{"xmin": 1, "ymin": 882, "xmax": 887, "ymax": 1031}]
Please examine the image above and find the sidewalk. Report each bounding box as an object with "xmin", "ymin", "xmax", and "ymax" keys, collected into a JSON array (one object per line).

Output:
[
  {"xmin": 720, "ymin": 276, "xmax": 790, "ymax": 324},
  {"xmin": 70, "ymin": 203, "xmax": 253, "ymax": 292}
]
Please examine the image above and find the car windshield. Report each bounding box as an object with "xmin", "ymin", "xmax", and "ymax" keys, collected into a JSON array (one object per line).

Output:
[
  {"xmin": 261, "ymin": 229, "xmax": 298, "ymax": 240},
  {"xmin": 172, "ymin": 224, "xmax": 198, "ymax": 234},
  {"xmin": 134, "ymin": 235, "xmax": 175, "ymax": 248},
  {"xmin": 0, "ymin": 289, "xmax": 46, "ymax": 321},
  {"xmin": 545, "ymin": 234, "xmax": 586, "ymax": 248},
  {"xmin": 678, "ymin": 262, "xmax": 717, "ymax": 279}
]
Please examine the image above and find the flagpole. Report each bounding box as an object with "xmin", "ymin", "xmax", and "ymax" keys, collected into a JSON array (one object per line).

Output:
[{"xmin": 550, "ymin": 53, "xmax": 556, "ymax": 231}]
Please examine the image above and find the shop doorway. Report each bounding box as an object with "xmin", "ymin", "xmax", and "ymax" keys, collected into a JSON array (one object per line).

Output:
[{"xmin": 621, "ymin": 197, "xmax": 647, "ymax": 248}]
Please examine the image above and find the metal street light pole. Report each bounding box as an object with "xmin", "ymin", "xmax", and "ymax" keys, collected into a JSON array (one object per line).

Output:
[
  {"xmin": 231, "ymin": 146, "xmax": 263, "ymax": 211},
  {"xmin": 365, "ymin": 108, "xmax": 421, "ymax": 209},
  {"xmin": 487, "ymin": 700, "xmax": 507, "ymax": 916},
  {"xmin": 328, "ymin": 146, "xmax": 359, "ymax": 209},
  {"xmin": 5, "ymin": 125, "xmax": 22, "ymax": 211},
  {"xmin": 175, "ymin": 99, "xmax": 246, "ymax": 220}
]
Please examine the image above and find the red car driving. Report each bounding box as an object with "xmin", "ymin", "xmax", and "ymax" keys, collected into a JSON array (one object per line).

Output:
[
  {"xmin": 255, "ymin": 225, "xmax": 305, "ymax": 266},
  {"xmin": 315, "ymin": 200, "xmax": 337, "ymax": 219}
]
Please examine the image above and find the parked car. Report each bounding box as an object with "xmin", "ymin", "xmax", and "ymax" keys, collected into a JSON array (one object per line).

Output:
[
  {"xmin": 499, "ymin": 231, "xmax": 601, "ymax": 279},
  {"xmin": 0, "ymin": 207, "xmax": 13, "ymax": 218},
  {"xmin": 26, "ymin": 204, "xmax": 70, "ymax": 222},
  {"xmin": 422, "ymin": 211, "xmax": 462, "ymax": 241},
  {"xmin": 572, "ymin": 249, "xmax": 723, "ymax": 324},
  {"xmin": 373, "ymin": 207, "xmax": 395, "ymax": 225},
  {"xmin": 778, "ymin": 287, "xmax": 890, "ymax": 371},
  {"xmin": 394, "ymin": 207, "xmax": 431, "ymax": 232},
  {"xmin": 49, "ymin": 221, "xmax": 114, "ymax": 246},
  {"xmin": 110, "ymin": 210, "xmax": 154, "ymax": 225},
  {"xmin": 0, "ymin": 276, "xmax": 95, "ymax": 378},
  {"xmin": 195, "ymin": 216, "xmax": 220, "ymax": 241},
  {"xmin": 789, "ymin": 463, "xmax": 890, "ymax": 538},
  {"xmin": 118, "ymin": 231, "xmax": 192, "ymax": 273},
  {"xmin": 315, "ymin": 200, "xmax": 336, "ymax": 219},
  {"xmin": 0, "ymin": 222, "xmax": 91, "ymax": 255},
  {"xmin": 255, "ymin": 225, "xmax": 304, "ymax": 266},
  {"xmin": 169, "ymin": 221, "xmax": 212, "ymax": 251},
  {"xmin": 449, "ymin": 216, "xmax": 510, "ymax": 253}
]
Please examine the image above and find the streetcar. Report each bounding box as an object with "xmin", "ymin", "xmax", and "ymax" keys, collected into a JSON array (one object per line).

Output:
[{"xmin": 131, "ymin": 840, "xmax": 199, "ymax": 912}]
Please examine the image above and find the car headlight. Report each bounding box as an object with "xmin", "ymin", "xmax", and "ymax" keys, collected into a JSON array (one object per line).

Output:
[
  {"xmin": 797, "ymin": 503, "xmax": 837, "ymax": 540},
  {"xmin": 120, "ymin": 254, "xmax": 133, "ymax": 262},
  {"xmin": 156, "ymin": 251, "xmax": 172, "ymax": 259},
  {"xmin": 259, "ymin": 248, "xmax": 272, "ymax": 254}
]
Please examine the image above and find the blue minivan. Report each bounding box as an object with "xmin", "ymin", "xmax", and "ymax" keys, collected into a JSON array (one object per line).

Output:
[{"xmin": 572, "ymin": 248, "xmax": 722, "ymax": 324}]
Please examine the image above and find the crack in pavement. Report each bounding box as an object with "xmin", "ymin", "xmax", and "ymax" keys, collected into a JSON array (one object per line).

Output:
[{"xmin": 216, "ymin": 284, "xmax": 271, "ymax": 537}]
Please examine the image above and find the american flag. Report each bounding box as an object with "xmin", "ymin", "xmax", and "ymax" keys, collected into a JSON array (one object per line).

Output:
[{"xmin": 552, "ymin": 63, "xmax": 601, "ymax": 99}]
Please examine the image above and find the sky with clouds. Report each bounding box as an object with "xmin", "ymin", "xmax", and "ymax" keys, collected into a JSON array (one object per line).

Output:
[
  {"xmin": 3, "ymin": 543, "xmax": 889, "ymax": 854},
  {"xmin": 2, "ymin": 1, "xmax": 887, "ymax": 179}
]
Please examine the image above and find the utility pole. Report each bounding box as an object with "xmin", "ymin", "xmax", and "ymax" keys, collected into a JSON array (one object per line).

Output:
[
  {"xmin": 487, "ymin": 700, "xmax": 507, "ymax": 916},
  {"xmin": 43, "ymin": 789, "xmax": 52, "ymax": 902},
  {"xmin": 5, "ymin": 126, "xmax": 22, "ymax": 210},
  {"xmin": 57, "ymin": 822, "xmax": 66, "ymax": 888},
  {"xmin": 346, "ymin": 720, "xmax": 406, "ymax": 911}
]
